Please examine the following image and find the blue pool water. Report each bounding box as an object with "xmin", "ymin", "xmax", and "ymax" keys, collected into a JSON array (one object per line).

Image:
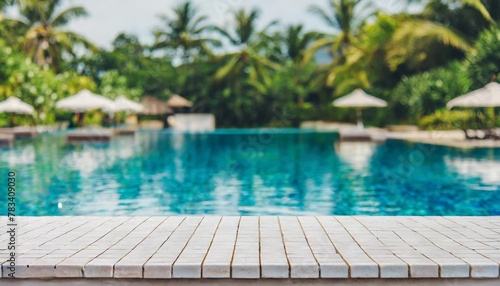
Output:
[{"xmin": 1, "ymin": 129, "xmax": 500, "ymax": 216}]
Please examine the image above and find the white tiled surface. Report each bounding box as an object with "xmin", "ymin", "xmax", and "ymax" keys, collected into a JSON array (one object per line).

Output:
[{"xmin": 1, "ymin": 216, "xmax": 499, "ymax": 279}]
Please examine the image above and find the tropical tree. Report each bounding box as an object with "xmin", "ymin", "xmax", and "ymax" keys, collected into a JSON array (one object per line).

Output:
[
  {"xmin": 1, "ymin": 0, "xmax": 95, "ymax": 72},
  {"xmin": 200, "ymin": 8, "xmax": 283, "ymax": 126},
  {"xmin": 326, "ymin": 13, "xmax": 399, "ymax": 95},
  {"xmin": 153, "ymin": 1, "xmax": 219, "ymax": 63},
  {"xmin": 303, "ymin": 0, "xmax": 374, "ymax": 97},
  {"xmin": 386, "ymin": 0, "xmax": 494, "ymax": 72},
  {"xmin": 0, "ymin": 41, "xmax": 95, "ymax": 125},
  {"xmin": 211, "ymin": 8, "xmax": 279, "ymax": 83},
  {"xmin": 0, "ymin": 0, "xmax": 19, "ymax": 46},
  {"xmin": 73, "ymin": 33, "xmax": 177, "ymax": 99},
  {"xmin": 253, "ymin": 24, "xmax": 321, "ymax": 106},
  {"xmin": 282, "ymin": 24, "xmax": 320, "ymax": 64},
  {"xmin": 466, "ymin": 28, "xmax": 500, "ymax": 88},
  {"xmin": 306, "ymin": 0, "xmax": 370, "ymax": 63},
  {"xmin": 483, "ymin": 0, "xmax": 500, "ymax": 23}
]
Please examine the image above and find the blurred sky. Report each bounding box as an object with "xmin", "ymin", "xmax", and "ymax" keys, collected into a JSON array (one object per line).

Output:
[{"xmin": 59, "ymin": 0, "xmax": 415, "ymax": 49}]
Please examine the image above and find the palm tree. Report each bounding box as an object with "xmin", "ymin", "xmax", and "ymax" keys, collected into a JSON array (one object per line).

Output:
[
  {"xmin": 325, "ymin": 13, "xmax": 398, "ymax": 95},
  {"xmin": 153, "ymin": 1, "xmax": 219, "ymax": 63},
  {"xmin": 1, "ymin": 0, "xmax": 95, "ymax": 72},
  {"xmin": 282, "ymin": 24, "xmax": 320, "ymax": 64},
  {"xmin": 305, "ymin": 0, "xmax": 370, "ymax": 63},
  {"xmin": 211, "ymin": 8, "xmax": 278, "ymax": 82},
  {"xmin": 386, "ymin": 0, "xmax": 494, "ymax": 71}
]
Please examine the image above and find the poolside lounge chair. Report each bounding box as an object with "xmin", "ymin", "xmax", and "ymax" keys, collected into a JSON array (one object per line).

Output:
[
  {"xmin": 490, "ymin": 128, "xmax": 500, "ymax": 140},
  {"xmin": 0, "ymin": 127, "xmax": 38, "ymax": 139},
  {"xmin": 113, "ymin": 127, "xmax": 136, "ymax": 136},
  {"xmin": 464, "ymin": 129, "xmax": 500, "ymax": 140},
  {"xmin": 66, "ymin": 129, "xmax": 114, "ymax": 143},
  {"xmin": 0, "ymin": 134, "xmax": 14, "ymax": 147}
]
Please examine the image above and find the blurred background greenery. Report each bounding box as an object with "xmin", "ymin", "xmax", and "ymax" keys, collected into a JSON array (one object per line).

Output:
[{"xmin": 1, "ymin": 0, "xmax": 500, "ymax": 128}]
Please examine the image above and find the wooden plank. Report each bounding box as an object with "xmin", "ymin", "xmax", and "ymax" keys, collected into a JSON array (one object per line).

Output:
[
  {"xmin": 260, "ymin": 216, "xmax": 289, "ymax": 278},
  {"xmin": 144, "ymin": 216, "xmax": 202, "ymax": 278},
  {"xmin": 298, "ymin": 217, "xmax": 348, "ymax": 278},
  {"xmin": 231, "ymin": 216, "xmax": 260, "ymax": 278},
  {"xmin": 2, "ymin": 216, "xmax": 500, "ymax": 280},
  {"xmin": 279, "ymin": 216, "xmax": 319, "ymax": 278},
  {"xmin": 113, "ymin": 217, "xmax": 171, "ymax": 278},
  {"xmin": 420, "ymin": 217, "xmax": 499, "ymax": 278},
  {"xmin": 172, "ymin": 216, "xmax": 221, "ymax": 278},
  {"xmin": 83, "ymin": 217, "xmax": 151, "ymax": 278},
  {"xmin": 114, "ymin": 217, "xmax": 183, "ymax": 278},
  {"xmin": 344, "ymin": 217, "xmax": 408, "ymax": 278},
  {"xmin": 317, "ymin": 216, "xmax": 379, "ymax": 278},
  {"xmin": 202, "ymin": 216, "xmax": 239, "ymax": 278},
  {"xmin": 403, "ymin": 217, "xmax": 470, "ymax": 278}
]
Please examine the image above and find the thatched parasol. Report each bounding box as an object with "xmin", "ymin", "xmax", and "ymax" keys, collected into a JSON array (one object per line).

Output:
[
  {"xmin": 140, "ymin": 96, "xmax": 172, "ymax": 115},
  {"xmin": 166, "ymin": 94, "xmax": 193, "ymax": 108}
]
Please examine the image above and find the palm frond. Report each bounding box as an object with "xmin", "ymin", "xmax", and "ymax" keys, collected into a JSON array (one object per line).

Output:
[
  {"xmin": 56, "ymin": 30, "xmax": 98, "ymax": 52},
  {"xmin": 461, "ymin": 0, "xmax": 494, "ymax": 24},
  {"xmin": 302, "ymin": 37, "xmax": 335, "ymax": 64},
  {"xmin": 51, "ymin": 6, "xmax": 88, "ymax": 27},
  {"xmin": 309, "ymin": 5, "xmax": 338, "ymax": 28},
  {"xmin": 210, "ymin": 25, "xmax": 238, "ymax": 45},
  {"xmin": 214, "ymin": 55, "xmax": 241, "ymax": 81},
  {"xmin": 386, "ymin": 19, "xmax": 472, "ymax": 70}
]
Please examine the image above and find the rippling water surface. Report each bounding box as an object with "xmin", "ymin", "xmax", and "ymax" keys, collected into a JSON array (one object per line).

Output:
[{"xmin": 1, "ymin": 129, "xmax": 499, "ymax": 216}]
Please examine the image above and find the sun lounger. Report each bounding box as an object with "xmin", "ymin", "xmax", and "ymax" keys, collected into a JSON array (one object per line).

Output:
[
  {"xmin": 113, "ymin": 127, "xmax": 136, "ymax": 136},
  {"xmin": 0, "ymin": 127, "xmax": 38, "ymax": 139},
  {"xmin": 490, "ymin": 128, "xmax": 500, "ymax": 140},
  {"xmin": 0, "ymin": 134, "xmax": 14, "ymax": 147},
  {"xmin": 66, "ymin": 129, "xmax": 114, "ymax": 143},
  {"xmin": 464, "ymin": 129, "xmax": 500, "ymax": 140}
]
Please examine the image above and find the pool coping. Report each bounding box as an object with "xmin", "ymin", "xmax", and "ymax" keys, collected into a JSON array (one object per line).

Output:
[{"xmin": 1, "ymin": 216, "xmax": 499, "ymax": 283}]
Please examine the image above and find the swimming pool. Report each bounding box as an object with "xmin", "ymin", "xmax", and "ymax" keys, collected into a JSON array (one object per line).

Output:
[{"xmin": 1, "ymin": 129, "xmax": 499, "ymax": 216}]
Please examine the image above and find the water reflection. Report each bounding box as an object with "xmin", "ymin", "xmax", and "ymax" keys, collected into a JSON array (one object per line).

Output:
[
  {"xmin": 0, "ymin": 131, "xmax": 499, "ymax": 216},
  {"xmin": 1, "ymin": 145, "xmax": 35, "ymax": 165},
  {"xmin": 445, "ymin": 156, "xmax": 500, "ymax": 187},
  {"xmin": 335, "ymin": 142, "xmax": 376, "ymax": 172}
]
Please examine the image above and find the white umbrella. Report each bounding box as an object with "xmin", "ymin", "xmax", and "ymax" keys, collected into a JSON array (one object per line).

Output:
[
  {"xmin": 103, "ymin": 96, "xmax": 144, "ymax": 113},
  {"xmin": 447, "ymin": 82, "xmax": 500, "ymax": 109},
  {"xmin": 56, "ymin": 89, "xmax": 115, "ymax": 112},
  {"xmin": 56, "ymin": 89, "xmax": 115, "ymax": 127},
  {"xmin": 0, "ymin": 97, "xmax": 34, "ymax": 114},
  {"xmin": 333, "ymin": 89, "xmax": 387, "ymax": 128}
]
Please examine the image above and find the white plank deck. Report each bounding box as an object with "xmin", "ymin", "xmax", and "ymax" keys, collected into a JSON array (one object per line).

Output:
[{"xmin": 1, "ymin": 216, "xmax": 500, "ymax": 279}]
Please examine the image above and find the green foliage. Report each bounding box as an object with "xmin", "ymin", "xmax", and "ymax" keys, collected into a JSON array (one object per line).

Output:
[
  {"xmin": 328, "ymin": 13, "xmax": 399, "ymax": 95},
  {"xmin": 152, "ymin": 1, "xmax": 219, "ymax": 63},
  {"xmin": 0, "ymin": 43, "xmax": 95, "ymax": 125},
  {"xmin": 420, "ymin": 109, "xmax": 480, "ymax": 130},
  {"xmin": 73, "ymin": 33, "xmax": 177, "ymax": 100},
  {"xmin": 467, "ymin": 28, "xmax": 500, "ymax": 88},
  {"xmin": 392, "ymin": 61, "xmax": 471, "ymax": 123},
  {"xmin": 3, "ymin": 0, "xmax": 500, "ymax": 129},
  {"xmin": 97, "ymin": 70, "xmax": 143, "ymax": 100},
  {"xmin": 391, "ymin": 26, "xmax": 500, "ymax": 128},
  {"xmin": 1, "ymin": 0, "xmax": 94, "ymax": 72}
]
